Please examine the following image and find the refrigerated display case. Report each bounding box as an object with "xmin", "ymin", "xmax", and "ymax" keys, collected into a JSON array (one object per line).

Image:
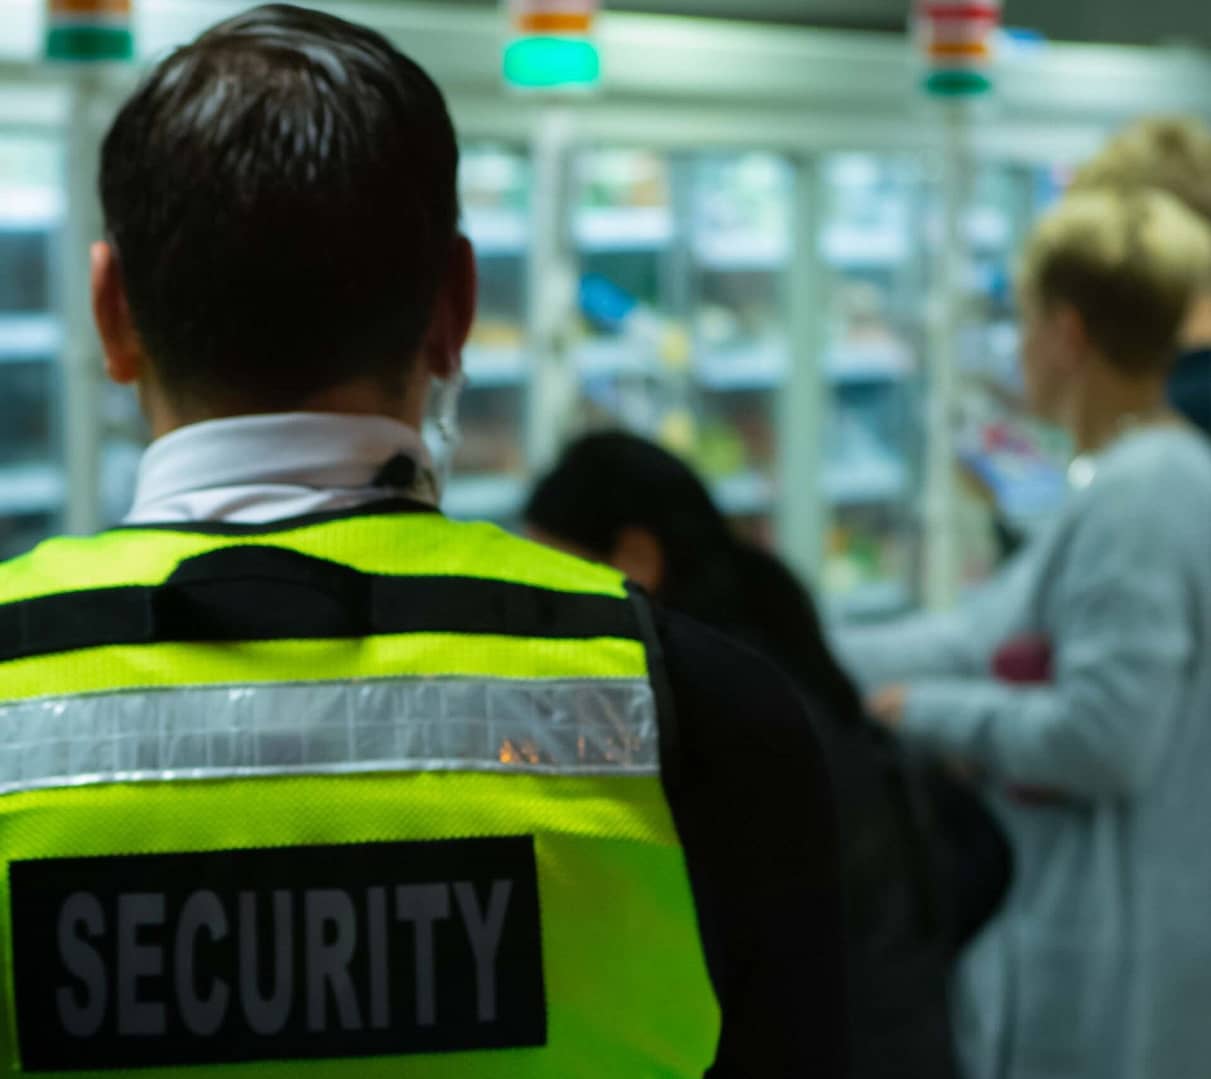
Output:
[
  {"xmin": 689, "ymin": 152, "xmax": 792, "ymax": 547},
  {"xmin": 566, "ymin": 147, "xmax": 793, "ymax": 545},
  {"xmin": 446, "ymin": 142, "xmax": 533, "ymax": 523},
  {"xmin": 8, "ymin": 0, "xmax": 1207, "ymax": 614},
  {"xmin": 818, "ymin": 153, "xmax": 925, "ymax": 618},
  {"xmin": 570, "ymin": 148, "xmax": 687, "ymax": 435},
  {"xmin": 951, "ymin": 162, "xmax": 1071, "ymax": 583},
  {"xmin": 0, "ymin": 133, "xmax": 64, "ymax": 558}
]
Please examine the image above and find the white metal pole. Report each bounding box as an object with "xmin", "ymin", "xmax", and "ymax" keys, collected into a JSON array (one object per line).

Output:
[
  {"xmin": 922, "ymin": 100, "xmax": 968, "ymax": 610},
  {"xmin": 776, "ymin": 152, "xmax": 826, "ymax": 589},
  {"xmin": 60, "ymin": 70, "xmax": 104, "ymax": 536},
  {"xmin": 524, "ymin": 105, "xmax": 576, "ymax": 473}
]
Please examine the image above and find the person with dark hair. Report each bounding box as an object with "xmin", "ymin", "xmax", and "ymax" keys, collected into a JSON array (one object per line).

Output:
[
  {"xmin": 0, "ymin": 6, "xmax": 848, "ymax": 1077},
  {"xmin": 526, "ymin": 431, "xmax": 1013, "ymax": 1079},
  {"xmin": 526, "ymin": 432, "xmax": 861, "ymax": 714}
]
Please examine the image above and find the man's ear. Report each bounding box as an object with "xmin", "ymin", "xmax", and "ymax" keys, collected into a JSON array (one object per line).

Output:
[
  {"xmin": 91, "ymin": 241, "xmax": 143, "ymax": 385},
  {"xmin": 422, "ymin": 234, "xmax": 477, "ymax": 381}
]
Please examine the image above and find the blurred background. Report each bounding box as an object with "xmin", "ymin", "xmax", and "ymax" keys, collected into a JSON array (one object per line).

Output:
[{"xmin": 1, "ymin": 0, "xmax": 1208, "ymax": 621}]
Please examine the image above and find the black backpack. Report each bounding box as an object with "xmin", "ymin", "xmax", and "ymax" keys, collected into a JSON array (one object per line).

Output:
[{"xmin": 727, "ymin": 547, "xmax": 1011, "ymax": 1079}]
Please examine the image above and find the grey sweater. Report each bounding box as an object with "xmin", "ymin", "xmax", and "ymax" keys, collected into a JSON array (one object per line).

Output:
[{"xmin": 838, "ymin": 426, "xmax": 1211, "ymax": 1079}]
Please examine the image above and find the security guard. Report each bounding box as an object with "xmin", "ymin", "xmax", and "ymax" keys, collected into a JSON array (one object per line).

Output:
[{"xmin": 0, "ymin": 6, "xmax": 847, "ymax": 1076}]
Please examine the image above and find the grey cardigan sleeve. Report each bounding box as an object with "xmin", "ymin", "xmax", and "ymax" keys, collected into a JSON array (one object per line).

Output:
[
  {"xmin": 832, "ymin": 550, "xmax": 1037, "ymax": 693},
  {"xmin": 900, "ymin": 471, "xmax": 1195, "ymax": 800}
]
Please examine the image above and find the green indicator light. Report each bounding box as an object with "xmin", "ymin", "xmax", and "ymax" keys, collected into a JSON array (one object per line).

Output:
[
  {"xmin": 923, "ymin": 69, "xmax": 993, "ymax": 97},
  {"xmin": 503, "ymin": 36, "xmax": 600, "ymax": 90},
  {"xmin": 46, "ymin": 25, "xmax": 134, "ymax": 62}
]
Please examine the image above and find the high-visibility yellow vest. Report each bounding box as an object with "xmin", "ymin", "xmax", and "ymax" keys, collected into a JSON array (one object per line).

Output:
[{"xmin": 0, "ymin": 510, "xmax": 721, "ymax": 1077}]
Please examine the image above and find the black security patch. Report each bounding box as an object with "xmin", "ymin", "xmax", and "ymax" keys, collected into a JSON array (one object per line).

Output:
[{"xmin": 9, "ymin": 836, "xmax": 546, "ymax": 1071}]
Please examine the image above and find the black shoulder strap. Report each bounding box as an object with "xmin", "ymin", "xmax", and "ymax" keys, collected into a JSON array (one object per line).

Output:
[
  {"xmin": 626, "ymin": 584, "xmax": 683, "ymax": 798},
  {"xmin": 0, "ymin": 545, "xmax": 643, "ymax": 664}
]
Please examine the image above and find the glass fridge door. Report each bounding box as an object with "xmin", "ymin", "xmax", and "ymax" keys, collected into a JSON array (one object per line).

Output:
[
  {"xmin": 0, "ymin": 132, "xmax": 64, "ymax": 558},
  {"xmin": 445, "ymin": 142, "xmax": 533, "ymax": 525},
  {"xmin": 570, "ymin": 147, "xmax": 689, "ymax": 445},
  {"xmin": 819, "ymin": 153, "xmax": 925, "ymax": 620},
  {"xmin": 568, "ymin": 146, "xmax": 794, "ymax": 546},
  {"xmin": 952, "ymin": 162, "xmax": 1070, "ymax": 584},
  {"xmin": 688, "ymin": 151, "xmax": 793, "ymax": 548}
]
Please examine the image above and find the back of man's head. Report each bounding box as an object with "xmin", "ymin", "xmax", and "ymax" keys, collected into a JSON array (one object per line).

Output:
[{"xmin": 100, "ymin": 3, "xmax": 459, "ymax": 412}]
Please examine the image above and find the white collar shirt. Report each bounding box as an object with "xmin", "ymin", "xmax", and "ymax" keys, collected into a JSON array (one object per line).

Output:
[{"xmin": 123, "ymin": 413, "xmax": 438, "ymax": 525}]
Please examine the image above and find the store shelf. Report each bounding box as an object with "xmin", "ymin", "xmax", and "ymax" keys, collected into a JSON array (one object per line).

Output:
[
  {"xmin": 823, "ymin": 457, "xmax": 909, "ymax": 505},
  {"xmin": 821, "ymin": 225, "xmax": 908, "ymax": 267},
  {"xmin": 713, "ymin": 469, "xmax": 775, "ymax": 516},
  {"xmin": 696, "ymin": 340, "xmax": 788, "ymax": 390},
  {"xmin": 0, "ymin": 314, "xmax": 61, "ymax": 361},
  {"xmin": 826, "ymin": 340, "xmax": 914, "ymax": 384},
  {"xmin": 694, "ymin": 233, "xmax": 788, "ymax": 271},
  {"xmin": 0, "ymin": 460, "xmax": 64, "ymax": 515},
  {"xmin": 464, "ymin": 207, "xmax": 529, "ymax": 256},
  {"xmin": 958, "ymin": 321, "xmax": 1021, "ymax": 391},
  {"xmin": 967, "ymin": 207, "xmax": 1012, "ymax": 251},
  {"xmin": 442, "ymin": 474, "xmax": 524, "ymax": 522},
  {"xmin": 575, "ymin": 206, "xmax": 674, "ymax": 252},
  {"xmin": 464, "ymin": 346, "xmax": 527, "ymax": 387},
  {"xmin": 832, "ymin": 579, "xmax": 911, "ymax": 620},
  {"xmin": 575, "ymin": 338, "xmax": 658, "ymax": 380}
]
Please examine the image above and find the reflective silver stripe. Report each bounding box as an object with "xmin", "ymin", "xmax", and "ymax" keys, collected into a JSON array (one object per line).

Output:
[{"xmin": 0, "ymin": 677, "xmax": 658, "ymax": 796}]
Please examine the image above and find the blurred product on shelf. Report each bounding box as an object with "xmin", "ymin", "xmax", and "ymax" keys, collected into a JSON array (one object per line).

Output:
[
  {"xmin": 690, "ymin": 419, "xmax": 747, "ymax": 479},
  {"xmin": 460, "ymin": 143, "xmax": 529, "ymax": 210},
  {"xmin": 828, "ymin": 281, "xmax": 915, "ymax": 380},
  {"xmin": 825, "ymin": 390, "xmax": 911, "ymax": 501},
  {"xmin": 580, "ymin": 149, "xmax": 669, "ymax": 210},
  {"xmin": 956, "ymin": 405, "xmax": 1068, "ymax": 530},
  {"xmin": 824, "ymin": 508, "xmax": 913, "ymax": 616},
  {"xmin": 578, "ymin": 273, "xmax": 692, "ymax": 370},
  {"xmin": 657, "ymin": 407, "xmax": 697, "ymax": 456},
  {"xmin": 466, "ymin": 317, "xmax": 524, "ymax": 351},
  {"xmin": 693, "ymin": 153, "xmax": 790, "ymax": 265},
  {"xmin": 838, "ymin": 281, "xmax": 903, "ymax": 350}
]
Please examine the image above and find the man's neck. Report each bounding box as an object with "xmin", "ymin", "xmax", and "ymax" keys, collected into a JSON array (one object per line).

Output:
[{"xmin": 144, "ymin": 377, "xmax": 423, "ymax": 442}]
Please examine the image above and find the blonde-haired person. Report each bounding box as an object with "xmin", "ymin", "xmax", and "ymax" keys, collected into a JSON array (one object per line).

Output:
[
  {"xmin": 838, "ymin": 187, "xmax": 1211, "ymax": 1079},
  {"xmin": 1072, "ymin": 115, "xmax": 1211, "ymax": 434}
]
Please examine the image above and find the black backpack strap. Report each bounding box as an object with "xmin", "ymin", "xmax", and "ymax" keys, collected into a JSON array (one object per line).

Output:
[{"xmin": 626, "ymin": 584, "xmax": 683, "ymax": 798}]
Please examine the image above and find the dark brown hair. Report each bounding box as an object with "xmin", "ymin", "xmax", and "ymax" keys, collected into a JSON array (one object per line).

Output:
[{"xmin": 100, "ymin": 3, "xmax": 459, "ymax": 410}]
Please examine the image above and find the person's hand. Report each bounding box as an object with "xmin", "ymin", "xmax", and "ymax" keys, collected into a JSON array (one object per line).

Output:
[{"xmin": 867, "ymin": 685, "xmax": 908, "ymax": 731}]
